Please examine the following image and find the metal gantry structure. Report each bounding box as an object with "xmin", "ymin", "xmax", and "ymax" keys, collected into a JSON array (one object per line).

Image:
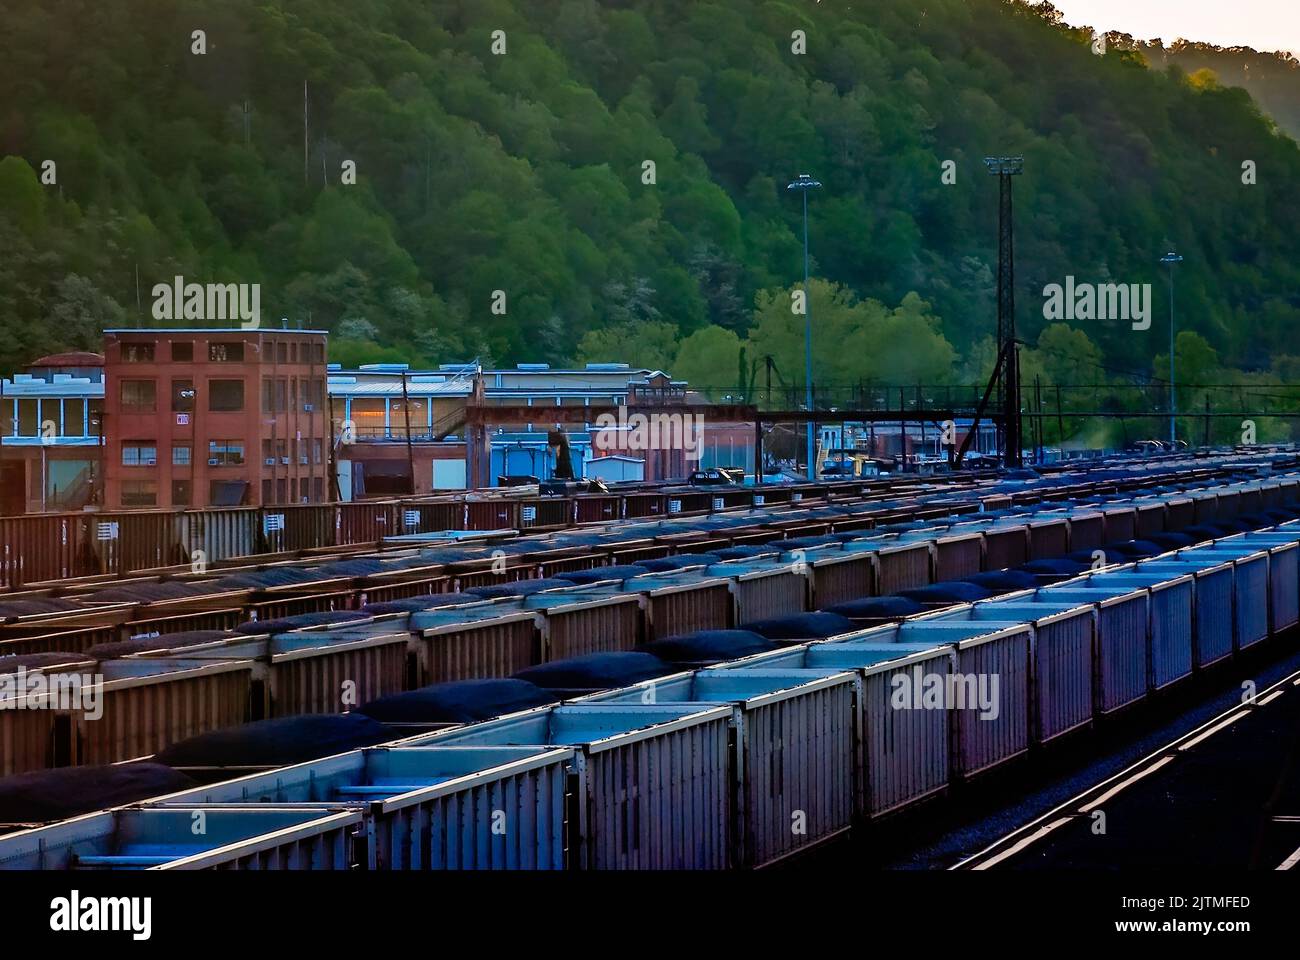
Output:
[{"xmin": 985, "ymin": 156, "xmax": 1024, "ymax": 468}]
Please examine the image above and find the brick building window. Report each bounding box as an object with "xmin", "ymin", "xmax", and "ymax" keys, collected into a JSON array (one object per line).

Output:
[
  {"xmin": 121, "ymin": 479, "xmax": 157, "ymax": 507},
  {"xmin": 208, "ymin": 379, "xmax": 245, "ymax": 411},
  {"xmin": 172, "ymin": 479, "xmax": 191, "ymax": 506},
  {"xmin": 171, "ymin": 342, "xmax": 193, "ymax": 362},
  {"xmin": 122, "ymin": 443, "xmax": 157, "ymax": 466},
  {"xmin": 208, "ymin": 341, "xmax": 244, "ymax": 363},
  {"xmin": 120, "ymin": 380, "xmax": 156, "ymax": 412},
  {"xmin": 208, "ymin": 440, "xmax": 244, "ymax": 466},
  {"xmin": 173, "ymin": 445, "xmax": 191, "ymax": 466},
  {"xmin": 122, "ymin": 343, "xmax": 155, "ymax": 363}
]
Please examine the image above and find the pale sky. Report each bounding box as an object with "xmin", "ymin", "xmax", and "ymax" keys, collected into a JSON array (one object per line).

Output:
[{"xmin": 1045, "ymin": 1, "xmax": 1300, "ymax": 56}]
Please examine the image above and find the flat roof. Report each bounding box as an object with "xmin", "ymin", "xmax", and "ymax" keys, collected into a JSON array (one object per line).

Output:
[{"xmin": 104, "ymin": 328, "xmax": 329, "ymax": 335}]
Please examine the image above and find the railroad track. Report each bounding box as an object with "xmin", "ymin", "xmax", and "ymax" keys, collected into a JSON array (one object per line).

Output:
[{"xmin": 953, "ymin": 664, "xmax": 1300, "ymax": 871}]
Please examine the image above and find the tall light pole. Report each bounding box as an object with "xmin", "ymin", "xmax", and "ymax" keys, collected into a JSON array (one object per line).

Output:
[
  {"xmin": 1160, "ymin": 251, "xmax": 1184, "ymax": 445},
  {"xmin": 788, "ymin": 173, "xmax": 821, "ymax": 479}
]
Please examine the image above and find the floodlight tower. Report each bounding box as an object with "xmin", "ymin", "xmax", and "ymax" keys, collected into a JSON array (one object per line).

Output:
[
  {"xmin": 984, "ymin": 156, "xmax": 1024, "ymax": 468},
  {"xmin": 1160, "ymin": 251, "xmax": 1184, "ymax": 445},
  {"xmin": 787, "ymin": 173, "xmax": 822, "ymax": 479}
]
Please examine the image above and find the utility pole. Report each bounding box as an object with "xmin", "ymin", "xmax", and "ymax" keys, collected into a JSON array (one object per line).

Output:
[
  {"xmin": 787, "ymin": 173, "xmax": 822, "ymax": 479},
  {"xmin": 1160, "ymin": 251, "xmax": 1184, "ymax": 445},
  {"xmin": 984, "ymin": 157, "xmax": 1024, "ymax": 468},
  {"xmin": 400, "ymin": 371, "xmax": 415, "ymax": 496}
]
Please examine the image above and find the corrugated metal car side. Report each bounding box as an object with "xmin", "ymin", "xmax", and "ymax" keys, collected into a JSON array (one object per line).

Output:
[
  {"xmin": 726, "ymin": 528, "xmax": 785, "ymax": 547},
  {"xmin": 620, "ymin": 493, "xmax": 666, "ymax": 520},
  {"xmin": 828, "ymin": 514, "xmax": 875, "ymax": 534},
  {"xmin": 730, "ymin": 570, "xmax": 808, "ymax": 623},
  {"xmin": 115, "ymin": 511, "xmax": 182, "ymax": 576},
  {"xmin": 243, "ymin": 590, "xmax": 358, "ymax": 622},
  {"xmin": 0, "ymin": 705, "xmax": 61, "ymax": 776},
  {"xmin": 809, "ymin": 553, "xmax": 876, "ymax": 610},
  {"xmin": 779, "ymin": 520, "xmax": 832, "ymax": 538},
  {"xmin": 77, "ymin": 662, "xmax": 254, "ymax": 767},
  {"xmin": 202, "ymin": 814, "xmax": 361, "ymax": 870},
  {"xmin": 538, "ymin": 596, "xmax": 642, "ymax": 660},
  {"xmin": 1165, "ymin": 498, "xmax": 1195, "ymax": 531},
  {"xmin": 953, "ymin": 627, "xmax": 1031, "ymax": 779},
  {"xmin": 1093, "ymin": 595, "xmax": 1150, "ymax": 714},
  {"xmin": 1216, "ymin": 488, "xmax": 1242, "ymax": 520},
  {"xmin": 1258, "ymin": 482, "xmax": 1282, "ymax": 509},
  {"xmin": 0, "ymin": 514, "xmax": 87, "ymax": 588},
  {"xmin": 400, "ymin": 501, "xmax": 462, "ymax": 533},
  {"xmin": 1149, "ymin": 579, "xmax": 1194, "ymax": 690},
  {"xmin": 452, "ymin": 564, "xmax": 537, "ymax": 592},
  {"xmin": 374, "ymin": 750, "xmax": 572, "ymax": 870},
  {"xmin": 127, "ymin": 608, "xmax": 247, "ymax": 638},
  {"xmin": 0, "ymin": 808, "xmax": 364, "ymax": 871},
  {"xmin": 0, "ymin": 624, "xmax": 118, "ymax": 657},
  {"xmin": 277, "ymin": 505, "xmax": 333, "ymax": 552},
  {"xmin": 1025, "ymin": 519, "xmax": 1069, "ymax": 561},
  {"xmin": 1029, "ymin": 609, "xmax": 1095, "ymax": 744},
  {"xmin": 517, "ymin": 498, "xmax": 570, "ymax": 530},
  {"xmin": 860, "ymin": 647, "xmax": 954, "ymax": 816},
  {"xmin": 574, "ymin": 496, "xmax": 621, "ymax": 525},
  {"xmin": 644, "ymin": 582, "xmax": 733, "ymax": 639},
  {"xmin": 1064, "ymin": 513, "xmax": 1105, "ymax": 553},
  {"xmin": 584, "ymin": 714, "xmax": 732, "ymax": 870},
  {"xmin": 464, "ymin": 500, "xmax": 516, "ymax": 532},
  {"xmin": 663, "ymin": 533, "xmax": 732, "ymax": 554},
  {"xmin": 981, "ymin": 526, "xmax": 1029, "ymax": 571},
  {"xmin": 359, "ymin": 574, "xmax": 453, "ymax": 606},
  {"xmin": 1232, "ymin": 554, "xmax": 1271, "ymax": 649},
  {"xmin": 933, "ymin": 534, "xmax": 983, "ymax": 582},
  {"xmin": 739, "ymin": 678, "xmax": 858, "ymax": 868},
  {"xmin": 1191, "ymin": 565, "xmax": 1236, "ymax": 668},
  {"xmin": 269, "ymin": 636, "xmax": 409, "ymax": 716},
  {"xmin": 535, "ymin": 552, "xmax": 605, "ymax": 578},
  {"xmin": 1227, "ymin": 486, "xmax": 1258, "ymax": 515},
  {"xmin": 1192, "ymin": 493, "xmax": 1220, "ymax": 526},
  {"xmin": 144, "ymin": 745, "xmax": 574, "ymax": 871},
  {"xmin": 670, "ymin": 491, "xmax": 713, "ymax": 516},
  {"xmin": 1267, "ymin": 543, "xmax": 1299, "ymax": 632},
  {"xmin": 1135, "ymin": 502, "xmax": 1167, "ymax": 539},
  {"xmin": 417, "ymin": 615, "xmax": 540, "ymax": 684},
  {"xmin": 179, "ymin": 508, "xmax": 260, "ymax": 567},
  {"xmin": 339, "ymin": 502, "xmax": 399, "ymax": 545},
  {"xmin": 717, "ymin": 489, "xmax": 752, "ymax": 510},
  {"xmin": 875, "ymin": 543, "xmax": 932, "ymax": 595},
  {"xmin": 606, "ymin": 542, "xmax": 672, "ymax": 564},
  {"xmin": 1101, "ymin": 508, "xmax": 1137, "ymax": 545}
]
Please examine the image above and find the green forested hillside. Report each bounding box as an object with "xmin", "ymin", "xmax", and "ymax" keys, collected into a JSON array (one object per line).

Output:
[{"xmin": 2, "ymin": 0, "xmax": 1299, "ymax": 437}]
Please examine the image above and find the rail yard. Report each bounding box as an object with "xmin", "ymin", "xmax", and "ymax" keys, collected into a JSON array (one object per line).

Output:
[{"xmin": 2, "ymin": 450, "xmax": 1299, "ymax": 875}]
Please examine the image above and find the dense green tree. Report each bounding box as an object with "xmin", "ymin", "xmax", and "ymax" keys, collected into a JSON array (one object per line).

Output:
[{"xmin": 0, "ymin": 0, "xmax": 1296, "ymax": 433}]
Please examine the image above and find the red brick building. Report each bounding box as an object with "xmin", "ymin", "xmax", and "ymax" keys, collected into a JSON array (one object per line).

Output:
[{"xmin": 102, "ymin": 329, "xmax": 329, "ymax": 509}]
